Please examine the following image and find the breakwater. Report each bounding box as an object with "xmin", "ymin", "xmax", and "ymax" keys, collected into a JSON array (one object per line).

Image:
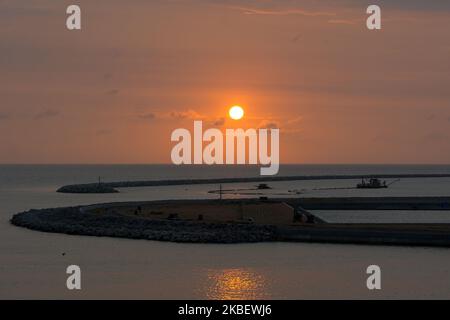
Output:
[
  {"xmin": 11, "ymin": 198, "xmax": 450, "ymax": 247},
  {"xmin": 56, "ymin": 173, "xmax": 450, "ymax": 193},
  {"xmin": 11, "ymin": 206, "xmax": 279, "ymax": 243}
]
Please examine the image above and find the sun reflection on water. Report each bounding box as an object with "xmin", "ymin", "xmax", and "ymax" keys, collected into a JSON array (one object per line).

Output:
[{"xmin": 203, "ymin": 268, "xmax": 270, "ymax": 300}]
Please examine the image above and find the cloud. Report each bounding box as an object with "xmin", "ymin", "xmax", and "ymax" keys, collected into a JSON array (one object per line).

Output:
[
  {"xmin": 169, "ymin": 109, "xmax": 204, "ymax": 120},
  {"xmin": 106, "ymin": 89, "xmax": 120, "ymax": 95},
  {"xmin": 156, "ymin": 109, "xmax": 227, "ymax": 126},
  {"xmin": 220, "ymin": 1, "xmax": 450, "ymax": 27},
  {"xmin": 291, "ymin": 34, "xmax": 303, "ymax": 42},
  {"xmin": 96, "ymin": 129, "xmax": 113, "ymax": 136},
  {"xmin": 373, "ymin": 0, "xmax": 450, "ymax": 11},
  {"xmin": 138, "ymin": 113, "xmax": 156, "ymax": 120},
  {"xmin": 266, "ymin": 116, "xmax": 303, "ymax": 134},
  {"xmin": 423, "ymin": 132, "xmax": 448, "ymax": 142},
  {"xmin": 138, "ymin": 109, "xmax": 206, "ymax": 122},
  {"xmin": 229, "ymin": 6, "xmax": 335, "ymax": 17},
  {"xmin": 257, "ymin": 116, "xmax": 302, "ymax": 133},
  {"xmin": 33, "ymin": 109, "xmax": 60, "ymax": 120},
  {"xmin": 0, "ymin": 113, "xmax": 10, "ymax": 120},
  {"xmin": 213, "ymin": 118, "xmax": 226, "ymax": 126},
  {"xmin": 259, "ymin": 121, "xmax": 279, "ymax": 129},
  {"xmin": 152, "ymin": 109, "xmax": 226, "ymax": 126},
  {"xmin": 286, "ymin": 116, "xmax": 303, "ymax": 125},
  {"xmin": 328, "ymin": 19, "xmax": 358, "ymax": 25},
  {"xmin": 180, "ymin": 0, "xmax": 450, "ymax": 13}
]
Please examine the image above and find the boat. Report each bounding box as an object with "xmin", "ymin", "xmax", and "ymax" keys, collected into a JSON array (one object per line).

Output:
[{"xmin": 357, "ymin": 178, "xmax": 388, "ymax": 189}]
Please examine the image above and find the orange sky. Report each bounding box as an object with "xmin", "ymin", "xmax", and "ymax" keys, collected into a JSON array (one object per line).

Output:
[{"xmin": 0, "ymin": 0, "xmax": 449, "ymax": 164}]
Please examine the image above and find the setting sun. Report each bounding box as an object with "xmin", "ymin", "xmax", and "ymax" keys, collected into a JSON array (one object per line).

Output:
[{"xmin": 229, "ymin": 106, "xmax": 244, "ymax": 120}]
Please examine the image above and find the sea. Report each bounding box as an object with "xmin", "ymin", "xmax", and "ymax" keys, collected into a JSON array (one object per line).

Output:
[{"xmin": 1, "ymin": 164, "xmax": 450, "ymax": 299}]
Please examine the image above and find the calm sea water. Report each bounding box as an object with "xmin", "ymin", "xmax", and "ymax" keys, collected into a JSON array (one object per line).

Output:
[{"xmin": 1, "ymin": 164, "xmax": 450, "ymax": 299}]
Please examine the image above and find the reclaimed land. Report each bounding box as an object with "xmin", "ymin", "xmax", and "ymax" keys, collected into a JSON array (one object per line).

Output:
[
  {"xmin": 56, "ymin": 174, "xmax": 450, "ymax": 193},
  {"xmin": 10, "ymin": 198, "xmax": 450, "ymax": 247}
]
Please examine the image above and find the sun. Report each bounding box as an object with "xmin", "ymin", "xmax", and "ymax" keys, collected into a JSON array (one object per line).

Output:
[{"xmin": 229, "ymin": 105, "xmax": 244, "ymax": 120}]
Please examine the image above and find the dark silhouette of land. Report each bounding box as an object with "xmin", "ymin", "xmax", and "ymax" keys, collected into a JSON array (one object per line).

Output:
[
  {"xmin": 11, "ymin": 197, "xmax": 450, "ymax": 247},
  {"xmin": 57, "ymin": 173, "xmax": 450, "ymax": 193}
]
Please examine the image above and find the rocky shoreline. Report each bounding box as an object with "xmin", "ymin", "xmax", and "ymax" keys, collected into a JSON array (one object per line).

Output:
[{"xmin": 11, "ymin": 206, "xmax": 279, "ymax": 243}]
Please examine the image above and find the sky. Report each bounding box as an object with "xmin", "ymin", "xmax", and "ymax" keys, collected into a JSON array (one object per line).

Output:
[{"xmin": 0, "ymin": 0, "xmax": 449, "ymax": 164}]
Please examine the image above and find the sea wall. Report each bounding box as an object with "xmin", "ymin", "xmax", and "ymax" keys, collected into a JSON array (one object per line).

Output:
[
  {"xmin": 56, "ymin": 174, "xmax": 450, "ymax": 193},
  {"xmin": 10, "ymin": 199, "xmax": 450, "ymax": 247},
  {"xmin": 287, "ymin": 197, "xmax": 450, "ymax": 210},
  {"xmin": 280, "ymin": 224, "xmax": 450, "ymax": 247}
]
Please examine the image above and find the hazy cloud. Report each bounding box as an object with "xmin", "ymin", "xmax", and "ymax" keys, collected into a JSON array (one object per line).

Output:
[
  {"xmin": 218, "ymin": 0, "xmax": 450, "ymax": 12},
  {"xmin": 286, "ymin": 116, "xmax": 303, "ymax": 125},
  {"xmin": 423, "ymin": 132, "xmax": 448, "ymax": 142},
  {"xmin": 138, "ymin": 113, "xmax": 156, "ymax": 120},
  {"xmin": 169, "ymin": 109, "xmax": 204, "ymax": 120},
  {"xmin": 33, "ymin": 109, "xmax": 60, "ymax": 120},
  {"xmin": 0, "ymin": 113, "xmax": 10, "ymax": 120},
  {"xmin": 96, "ymin": 129, "xmax": 113, "ymax": 136},
  {"xmin": 106, "ymin": 89, "xmax": 120, "ymax": 95},
  {"xmin": 229, "ymin": 6, "xmax": 335, "ymax": 17},
  {"xmin": 257, "ymin": 116, "xmax": 302, "ymax": 133},
  {"xmin": 291, "ymin": 34, "xmax": 303, "ymax": 42},
  {"xmin": 259, "ymin": 121, "xmax": 279, "ymax": 129},
  {"xmin": 212, "ymin": 118, "xmax": 225, "ymax": 126},
  {"xmin": 328, "ymin": 19, "xmax": 358, "ymax": 25}
]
